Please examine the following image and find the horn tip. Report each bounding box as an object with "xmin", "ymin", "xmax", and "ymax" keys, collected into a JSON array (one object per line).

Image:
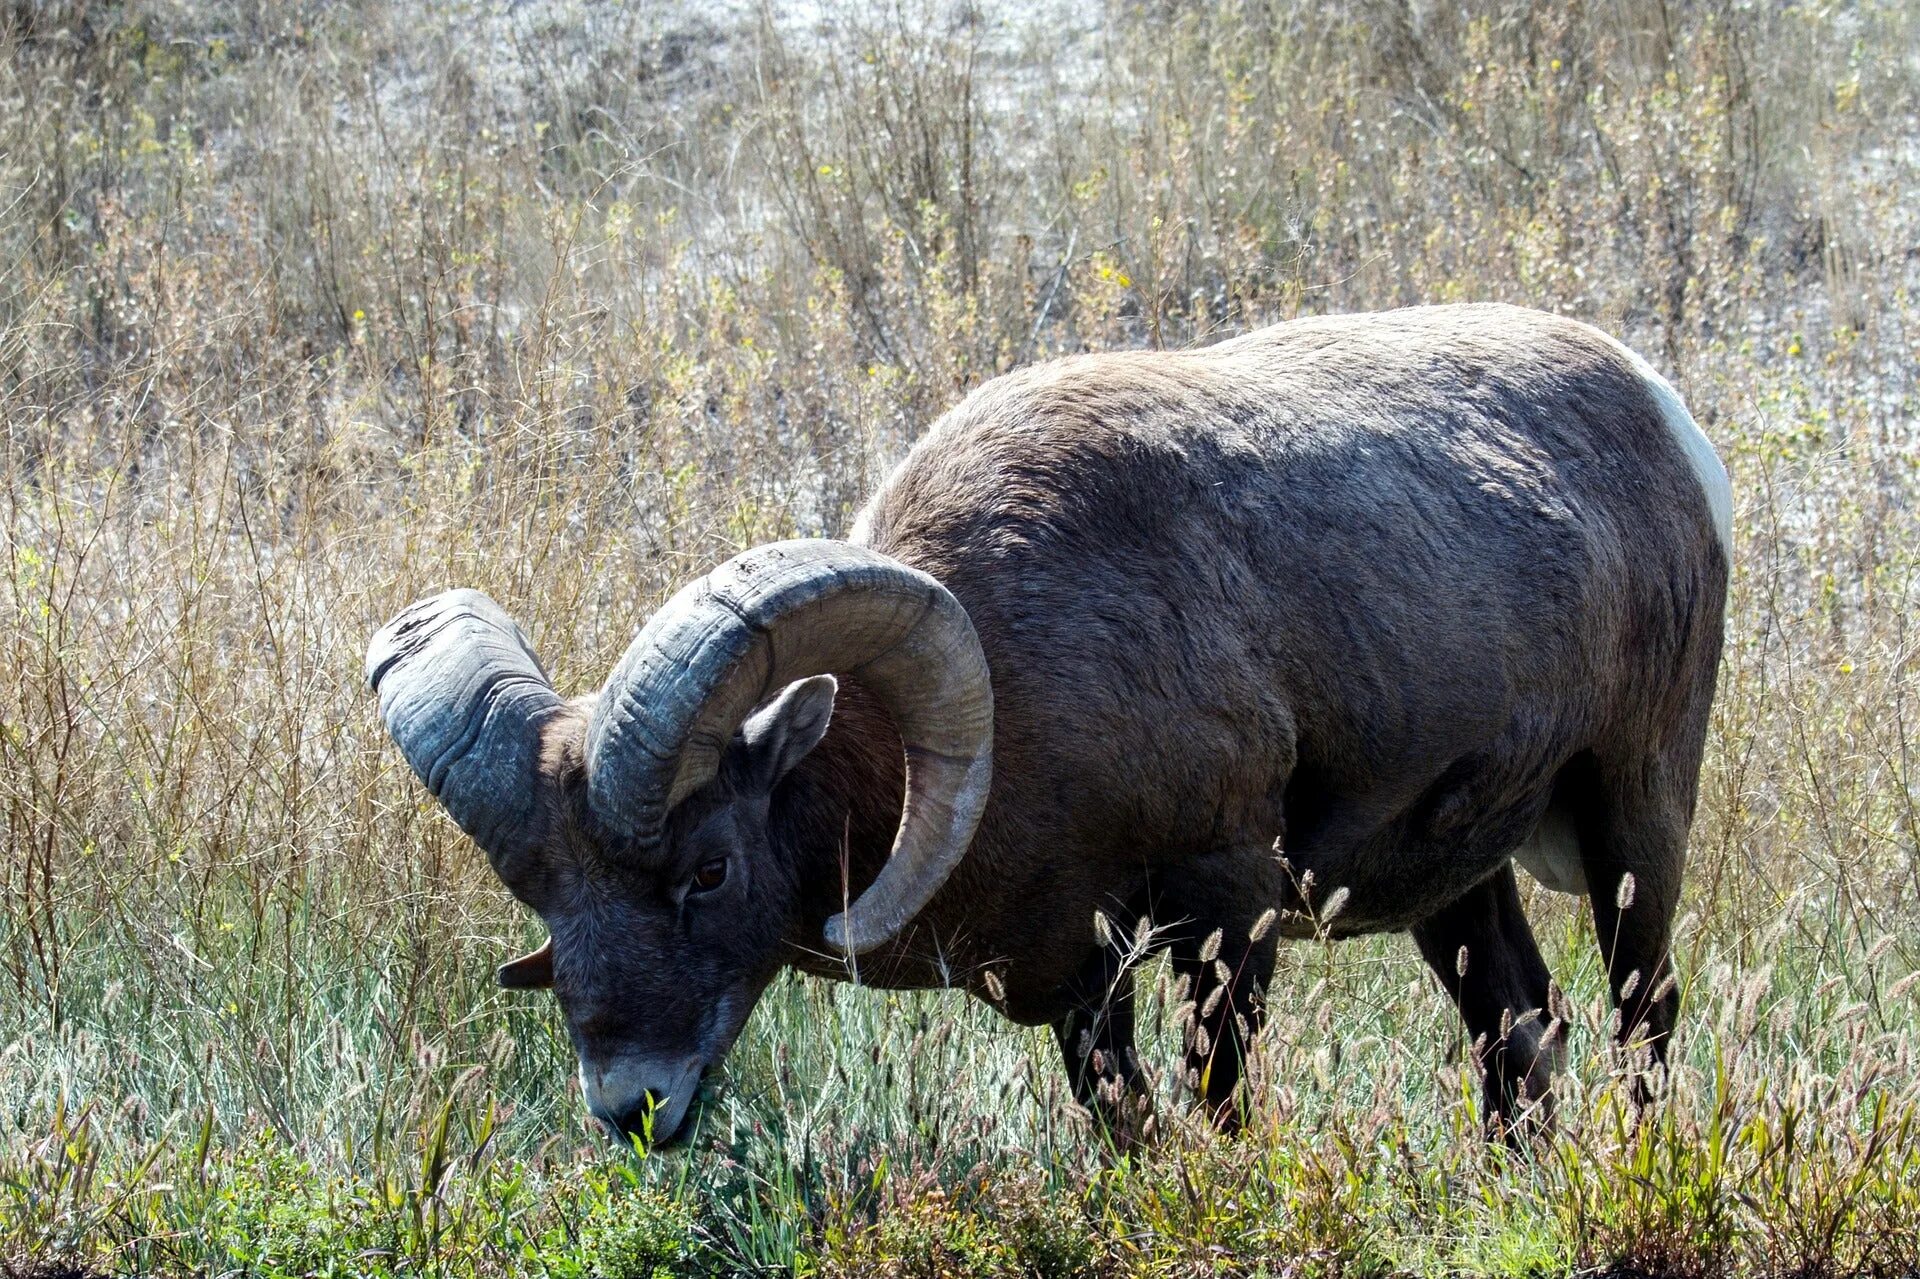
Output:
[
  {"xmin": 365, "ymin": 588, "xmax": 510, "ymax": 692},
  {"xmin": 823, "ymin": 910, "xmax": 889, "ymax": 956},
  {"xmin": 365, "ymin": 622, "xmax": 404, "ymax": 692}
]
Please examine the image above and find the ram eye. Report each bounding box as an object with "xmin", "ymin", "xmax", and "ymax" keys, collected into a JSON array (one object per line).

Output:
[{"xmin": 689, "ymin": 858, "xmax": 728, "ymax": 894}]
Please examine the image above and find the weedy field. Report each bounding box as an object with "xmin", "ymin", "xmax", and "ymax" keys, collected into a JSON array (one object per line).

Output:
[{"xmin": 3, "ymin": 0, "xmax": 1919, "ymax": 1274}]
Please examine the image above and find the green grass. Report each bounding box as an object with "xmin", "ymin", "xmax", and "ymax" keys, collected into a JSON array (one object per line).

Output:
[{"xmin": 4, "ymin": 0, "xmax": 1920, "ymax": 1274}]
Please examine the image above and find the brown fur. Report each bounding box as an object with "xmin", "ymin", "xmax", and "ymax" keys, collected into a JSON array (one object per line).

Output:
[{"xmin": 515, "ymin": 304, "xmax": 1727, "ymax": 1141}]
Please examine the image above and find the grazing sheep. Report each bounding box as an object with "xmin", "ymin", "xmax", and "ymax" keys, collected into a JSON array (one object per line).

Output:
[{"xmin": 368, "ymin": 303, "xmax": 1730, "ymax": 1143}]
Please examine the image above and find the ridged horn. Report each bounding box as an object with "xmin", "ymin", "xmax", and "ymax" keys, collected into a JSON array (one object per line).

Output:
[
  {"xmin": 366, "ymin": 589, "xmax": 567, "ymax": 880},
  {"xmin": 586, "ymin": 540, "xmax": 993, "ymax": 954}
]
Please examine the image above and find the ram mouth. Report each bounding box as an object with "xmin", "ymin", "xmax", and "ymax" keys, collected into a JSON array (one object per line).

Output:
[{"xmin": 594, "ymin": 1065, "xmax": 721, "ymax": 1152}]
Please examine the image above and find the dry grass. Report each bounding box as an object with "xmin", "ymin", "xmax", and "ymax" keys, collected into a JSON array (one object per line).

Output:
[{"xmin": 3, "ymin": 0, "xmax": 1919, "ymax": 1274}]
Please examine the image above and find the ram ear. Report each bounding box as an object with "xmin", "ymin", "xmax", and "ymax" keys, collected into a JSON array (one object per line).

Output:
[
  {"xmin": 735, "ymin": 675, "xmax": 838, "ymax": 793},
  {"xmin": 497, "ymin": 937, "xmax": 555, "ymax": 990}
]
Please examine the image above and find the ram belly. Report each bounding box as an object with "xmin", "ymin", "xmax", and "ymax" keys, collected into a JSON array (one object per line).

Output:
[{"xmin": 1511, "ymin": 799, "xmax": 1587, "ymax": 895}]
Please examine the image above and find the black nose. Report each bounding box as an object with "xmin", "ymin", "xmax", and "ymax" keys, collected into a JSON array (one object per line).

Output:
[{"xmin": 601, "ymin": 1095, "xmax": 692, "ymax": 1148}]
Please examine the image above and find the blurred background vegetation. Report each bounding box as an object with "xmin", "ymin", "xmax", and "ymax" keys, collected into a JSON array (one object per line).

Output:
[{"xmin": 2, "ymin": 0, "xmax": 1919, "ymax": 1273}]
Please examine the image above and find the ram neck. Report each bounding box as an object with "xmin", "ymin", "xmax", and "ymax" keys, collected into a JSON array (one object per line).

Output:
[{"xmin": 769, "ymin": 681, "xmax": 920, "ymax": 981}]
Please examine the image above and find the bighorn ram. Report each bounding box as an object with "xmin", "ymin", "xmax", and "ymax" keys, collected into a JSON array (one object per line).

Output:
[{"xmin": 369, "ymin": 304, "xmax": 1730, "ymax": 1143}]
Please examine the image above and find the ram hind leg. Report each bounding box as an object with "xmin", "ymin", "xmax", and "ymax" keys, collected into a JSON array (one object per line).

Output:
[
  {"xmin": 1160, "ymin": 862, "xmax": 1283, "ymax": 1131},
  {"xmin": 1412, "ymin": 862, "xmax": 1563, "ymax": 1140},
  {"xmin": 1573, "ymin": 748, "xmax": 1692, "ymax": 1100},
  {"xmin": 1053, "ymin": 936, "xmax": 1150, "ymax": 1147}
]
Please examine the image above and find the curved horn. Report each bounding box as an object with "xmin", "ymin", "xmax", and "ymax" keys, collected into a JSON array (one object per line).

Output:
[
  {"xmin": 366, "ymin": 590, "xmax": 567, "ymax": 881},
  {"xmin": 587, "ymin": 540, "xmax": 993, "ymax": 954}
]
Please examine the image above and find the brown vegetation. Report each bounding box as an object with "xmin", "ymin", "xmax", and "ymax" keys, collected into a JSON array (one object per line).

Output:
[{"xmin": 3, "ymin": 0, "xmax": 1918, "ymax": 1274}]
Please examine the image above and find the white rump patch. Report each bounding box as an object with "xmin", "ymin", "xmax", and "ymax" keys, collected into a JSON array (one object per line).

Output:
[
  {"xmin": 1512, "ymin": 799, "xmax": 1586, "ymax": 895},
  {"xmin": 1598, "ymin": 331, "xmax": 1733, "ymax": 559}
]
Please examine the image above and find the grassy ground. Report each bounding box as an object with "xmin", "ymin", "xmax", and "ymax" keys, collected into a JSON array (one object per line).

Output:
[{"xmin": 3, "ymin": 0, "xmax": 1919, "ymax": 1274}]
